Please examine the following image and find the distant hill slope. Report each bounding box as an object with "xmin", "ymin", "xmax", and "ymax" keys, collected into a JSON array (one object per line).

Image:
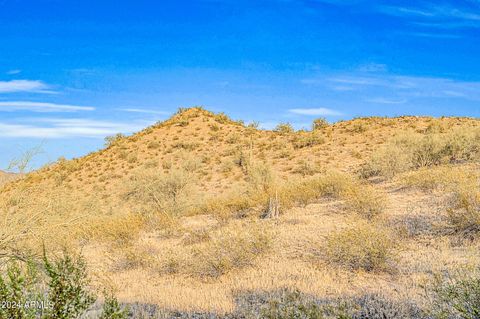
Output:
[
  {"xmin": 1, "ymin": 107, "xmax": 478, "ymax": 224},
  {"xmin": 0, "ymin": 170, "xmax": 19, "ymax": 187}
]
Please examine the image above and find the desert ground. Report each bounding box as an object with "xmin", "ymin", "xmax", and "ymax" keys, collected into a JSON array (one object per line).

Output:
[{"xmin": 1, "ymin": 107, "xmax": 480, "ymax": 318}]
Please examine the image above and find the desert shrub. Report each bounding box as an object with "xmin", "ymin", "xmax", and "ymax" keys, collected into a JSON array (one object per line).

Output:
[
  {"xmin": 43, "ymin": 250, "xmax": 96, "ymax": 319},
  {"xmin": 147, "ymin": 140, "xmax": 160, "ymax": 149},
  {"xmin": 104, "ymin": 133, "xmax": 126, "ymax": 148},
  {"xmin": 0, "ymin": 261, "xmax": 38, "ymax": 319},
  {"xmin": 226, "ymin": 133, "xmax": 241, "ymax": 144},
  {"xmin": 313, "ymin": 118, "xmax": 329, "ymax": 131},
  {"xmin": 274, "ymin": 123, "xmax": 294, "ymax": 134},
  {"xmin": 215, "ymin": 112, "xmax": 230, "ymax": 124},
  {"xmin": 171, "ymin": 141, "xmax": 198, "ymax": 151},
  {"xmin": 292, "ymin": 160, "xmax": 319, "ymax": 177},
  {"xmin": 316, "ymin": 171, "xmax": 355, "ymax": 198},
  {"xmin": 350, "ymin": 122, "xmax": 367, "ymax": 133},
  {"xmin": 236, "ymin": 289, "xmax": 422, "ymax": 319},
  {"xmin": 209, "ymin": 123, "xmax": 220, "ymax": 131},
  {"xmin": 247, "ymin": 162, "xmax": 276, "ymax": 194},
  {"xmin": 186, "ymin": 223, "xmax": 271, "ymax": 278},
  {"xmin": 198, "ymin": 193, "xmax": 258, "ymax": 221},
  {"xmin": 325, "ymin": 224, "xmax": 395, "ymax": 272},
  {"xmin": 127, "ymin": 168, "xmax": 192, "ymax": 215},
  {"xmin": 248, "ymin": 121, "xmax": 260, "ymax": 129},
  {"xmin": 429, "ymin": 270, "xmax": 480, "ymax": 319},
  {"xmin": 446, "ymin": 186, "xmax": 480, "ymax": 237},
  {"xmin": 410, "ymin": 134, "xmax": 445, "ymax": 168},
  {"xmin": 99, "ymin": 292, "xmax": 128, "ymax": 319},
  {"xmin": 0, "ymin": 251, "xmax": 126, "ymax": 319},
  {"xmin": 0, "ymin": 199, "xmax": 44, "ymax": 261},
  {"xmin": 89, "ymin": 213, "xmax": 145, "ymax": 246},
  {"xmin": 444, "ymin": 128, "xmax": 480, "ymax": 163},
  {"xmin": 400, "ymin": 166, "xmax": 476, "ymax": 191},
  {"xmin": 343, "ymin": 185, "xmax": 386, "ymax": 219},
  {"xmin": 347, "ymin": 293, "xmax": 423, "ymax": 319},
  {"xmin": 233, "ymin": 148, "xmax": 251, "ymax": 173},
  {"xmin": 126, "ymin": 154, "xmax": 137, "ymax": 164},
  {"xmin": 359, "ymin": 143, "xmax": 412, "ymax": 179},
  {"xmin": 258, "ymin": 289, "xmax": 324, "ymax": 319},
  {"xmin": 292, "ymin": 133, "xmax": 325, "ymax": 149}
]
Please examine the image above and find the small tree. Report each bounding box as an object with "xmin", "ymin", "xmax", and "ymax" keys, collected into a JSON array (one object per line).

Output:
[
  {"xmin": 104, "ymin": 133, "xmax": 126, "ymax": 148},
  {"xmin": 274, "ymin": 123, "xmax": 294, "ymax": 134},
  {"xmin": 312, "ymin": 118, "xmax": 329, "ymax": 131},
  {"xmin": 7, "ymin": 145, "xmax": 43, "ymax": 174}
]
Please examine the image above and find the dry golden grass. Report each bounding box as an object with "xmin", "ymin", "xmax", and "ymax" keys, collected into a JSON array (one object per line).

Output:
[{"xmin": 323, "ymin": 222, "xmax": 396, "ymax": 272}]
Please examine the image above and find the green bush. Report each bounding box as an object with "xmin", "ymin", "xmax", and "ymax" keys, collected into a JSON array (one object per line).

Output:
[
  {"xmin": 43, "ymin": 251, "xmax": 96, "ymax": 319},
  {"xmin": 0, "ymin": 261, "xmax": 38, "ymax": 319},
  {"xmin": 0, "ymin": 250, "xmax": 126, "ymax": 319},
  {"xmin": 312, "ymin": 118, "xmax": 329, "ymax": 131},
  {"xmin": 260, "ymin": 289, "xmax": 324, "ymax": 319},
  {"xmin": 99, "ymin": 292, "xmax": 128, "ymax": 319},
  {"xmin": 429, "ymin": 271, "xmax": 480, "ymax": 319}
]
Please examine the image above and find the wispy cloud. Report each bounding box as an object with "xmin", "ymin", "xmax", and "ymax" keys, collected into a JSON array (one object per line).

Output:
[
  {"xmin": 366, "ymin": 98, "xmax": 407, "ymax": 105},
  {"xmin": 118, "ymin": 108, "xmax": 170, "ymax": 115},
  {"xmin": 0, "ymin": 101, "xmax": 94, "ymax": 112},
  {"xmin": 0, "ymin": 118, "xmax": 150, "ymax": 138},
  {"xmin": 378, "ymin": 3, "xmax": 480, "ymax": 29},
  {"xmin": 356, "ymin": 63, "xmax": 388, "ymax": 73},
  {"xmin": 6, "ymin": 69, "xmax": 21, "ymax": 75},
  {"xmin": 288, "ymin": 107, "xmax": 343, "ymax": 116},
  {"xmin": 303, "ymin": 71, "xmax": 480, "ymax": 104},
  {"xmin": 0, "ymin": 80, "xmax": 54, "ymax": 93},
  {"xmin": 380, "ymin": 5, "xmax": 480, "ymax": 21},
  {"xmin": 401, "ymin": 32, "xmax": 462, "ymax": 39}
]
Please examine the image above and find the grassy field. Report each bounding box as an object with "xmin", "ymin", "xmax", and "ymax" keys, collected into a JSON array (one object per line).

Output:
[{"xmin": 1, "ymin": 107, "xmax": 480, "ymax": 318}]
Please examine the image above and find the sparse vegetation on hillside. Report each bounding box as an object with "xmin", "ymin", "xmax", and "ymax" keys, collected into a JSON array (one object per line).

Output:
[
  {"xmin": 324, "ymin": 223, "xmax": 395, "ymax": 272},
  {"xmin": 360, "ymin": 128, "xmax": 480, "ymax": 178},
  {"xmin": 1, "ymin": 109, "xmax": 480, "ymax": 316}
]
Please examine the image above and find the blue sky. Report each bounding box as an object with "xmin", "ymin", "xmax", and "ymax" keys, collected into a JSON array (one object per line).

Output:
[{"xmin": 1, "ymin": 0, "xmax": 480, "ymax": 170}]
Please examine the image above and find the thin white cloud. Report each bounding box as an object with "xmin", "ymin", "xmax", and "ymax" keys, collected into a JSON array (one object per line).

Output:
[
  {"xmin": 356, "ymin": 63, "xmax": 388, "ymax": 73},
  {"xmin": 118, "ymin": 108, "xmax": 170, "ymax": 115},
  {"xmin": 0, "ymin": 101, "xmax": 94, "ymax": 112},
  {"xmin": 0, "ymin": 80, "xmax": 54, "ymax": 93},
  {"xmin": 378, "ymin": 4, "xmax": 480, "ymax": 30},
  {"xmin": 289, "ymin": 107, "xmax": 343, "ymax": 116},
  {"xmin": 380, "ymin": 5, "xmax": 480, "ymax": 21},
  {"xmin": 302, "ymin": 71, "xmax": 480, "ymax": 104},
  {"xmin": 6, "ymin": 70, "xmax": 21, "ymax": 75},
  {"xmin": 366, "ymin": 98, "xmax": 407, "ymax": 104},
  {"xmin": 402, "ymin": 32, "xmax": 462, "ymax": 39},
  {"xmin": 0, "ymin": 118, "xmax": 151, "ymax": 138}
]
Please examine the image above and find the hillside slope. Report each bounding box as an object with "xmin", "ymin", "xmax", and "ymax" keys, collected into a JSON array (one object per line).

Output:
[
  {"xmin": 2, "ymin": 107, "xmax": 480, "ymax": 316},
  {"xmin": 2, "ymin": 107, "xmax": 478, "ymax": 205}
]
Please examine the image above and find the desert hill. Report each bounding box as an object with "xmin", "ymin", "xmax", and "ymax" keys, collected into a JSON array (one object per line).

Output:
[
  {"xmin": 1, "ymin": 107, "xmax": 480, "ymax": 317},
  {"xmin": 2, "ymin": 107, "xmax": 478, "ymax": 202}
]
